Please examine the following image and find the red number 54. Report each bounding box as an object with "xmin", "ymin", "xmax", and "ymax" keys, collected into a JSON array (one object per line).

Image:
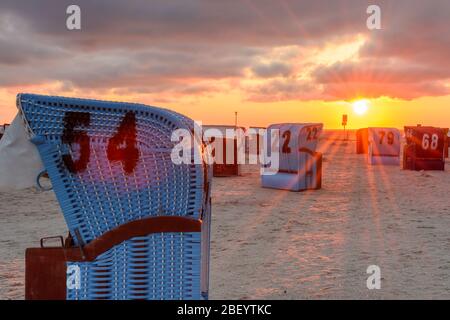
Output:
[{"xmin": 62, "ymin": 111, "xmax": 139, "ymax": 175}]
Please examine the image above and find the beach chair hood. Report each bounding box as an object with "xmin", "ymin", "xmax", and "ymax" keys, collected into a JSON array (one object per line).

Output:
[
  {"xmin": 17, "ymin": 93, "xmax": 209, "ymax": 242},
  {"xmin": 19, "ymin": 93, "xmax": 212, "ymax": 300}
]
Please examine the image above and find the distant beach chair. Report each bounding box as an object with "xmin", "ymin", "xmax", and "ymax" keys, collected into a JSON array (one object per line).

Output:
[
  {"xmin": 20, "ymin": 93, "xmax": 212, "ymax": 300},
  {"xmin": 367, "ymin": 128, "xmax": 401, "ymax": 165},
  {"xmin": 203, "ymin": 125, "xmax": 245, "ymax": 177},
  {"xmin": 261, "ymin": 123, "xmax": 323, "ymax": 192},
  {"xmin": 403, "ymin": 125, "xmax": 446, "ymax": 171},
  {"xmin": 356, "ymin": 128, "xmax": 369, "ymax": 154}
]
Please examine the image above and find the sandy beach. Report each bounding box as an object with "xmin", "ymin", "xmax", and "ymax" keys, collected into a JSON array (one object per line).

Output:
[{"xmin": 1, "ymin": 133, "xmax": 449, "ymax": 300}]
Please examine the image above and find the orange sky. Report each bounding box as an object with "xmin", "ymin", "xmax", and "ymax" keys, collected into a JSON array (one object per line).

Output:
[{"xmin": 2, "ymin": 86, "xmax": 449, "ymax": 130}]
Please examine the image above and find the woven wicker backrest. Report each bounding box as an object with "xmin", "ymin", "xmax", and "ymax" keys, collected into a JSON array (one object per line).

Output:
[{"xmin": 18, "ymin": 93, "xmax": 209, "ymax": 244}]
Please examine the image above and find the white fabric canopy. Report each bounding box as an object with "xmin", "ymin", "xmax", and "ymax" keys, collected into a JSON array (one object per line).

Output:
[{"xmin": 0, "ymin": 113, "xmax": 44, "ymax": 190}]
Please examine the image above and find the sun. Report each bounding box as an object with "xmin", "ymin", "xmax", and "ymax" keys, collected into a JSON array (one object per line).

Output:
[{"xmin": 352, "ymin": 99, "xmax": 369, "ymax": 115}]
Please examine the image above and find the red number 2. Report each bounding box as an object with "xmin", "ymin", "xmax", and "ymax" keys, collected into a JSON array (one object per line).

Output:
[{"xmin": 282, "ymin": 131, "xmax": 292, "ymax": 154}]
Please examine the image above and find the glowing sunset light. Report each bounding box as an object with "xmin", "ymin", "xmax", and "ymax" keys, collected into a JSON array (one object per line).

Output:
[{"xmin": 353, "ymin": 100, "xmax": 369, "ymax": 115}]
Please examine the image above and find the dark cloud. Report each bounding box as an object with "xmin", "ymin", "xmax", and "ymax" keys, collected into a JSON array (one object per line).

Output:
[
  {"xmin": 314, "ymin": 61, "xmax": 450, "ymax": 84},
  {"xmin": 246, "ymin": 79, "xmax": 326, "ymax": 102},
  {"xmin": 0, "ymin": 0, "xmax": 448, "ymax": 100},
  {"xmin": 0, "ymin": 46, "xmax": 261, "ymax": 90},
  {"xmin": 251, "ymin": 62, "xmax": 293, "ymax": 78},
  {"xmin": 0, "ymin": 0, "xmax": 373, "ymax": 48},
  {"xmin": 0, "ymin": 13, "xmax": 65, "ymax": 65}
]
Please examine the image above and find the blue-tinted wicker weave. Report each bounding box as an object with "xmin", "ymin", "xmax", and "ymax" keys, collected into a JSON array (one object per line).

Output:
[
  {"xmin": 17, "ymin": 93, "xmax": 211, "ymax": 300},
  {"xmin": 67, "ymin": 233, "xmax": 201, "ymax": 300},
  {"xmin": 18, "ymin": 94, "xmax": 207, "ymax": 242}
]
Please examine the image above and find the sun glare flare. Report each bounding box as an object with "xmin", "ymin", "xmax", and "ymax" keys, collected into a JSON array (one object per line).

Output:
[{"xmin": 353, "ymin": 99, "xmax": 369, "ymax": 115}]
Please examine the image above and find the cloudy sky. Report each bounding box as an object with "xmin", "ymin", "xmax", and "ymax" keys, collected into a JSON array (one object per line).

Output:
[{"xmin": 0, "ymin": 0, "xmax": 449, "ymax": 128}]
